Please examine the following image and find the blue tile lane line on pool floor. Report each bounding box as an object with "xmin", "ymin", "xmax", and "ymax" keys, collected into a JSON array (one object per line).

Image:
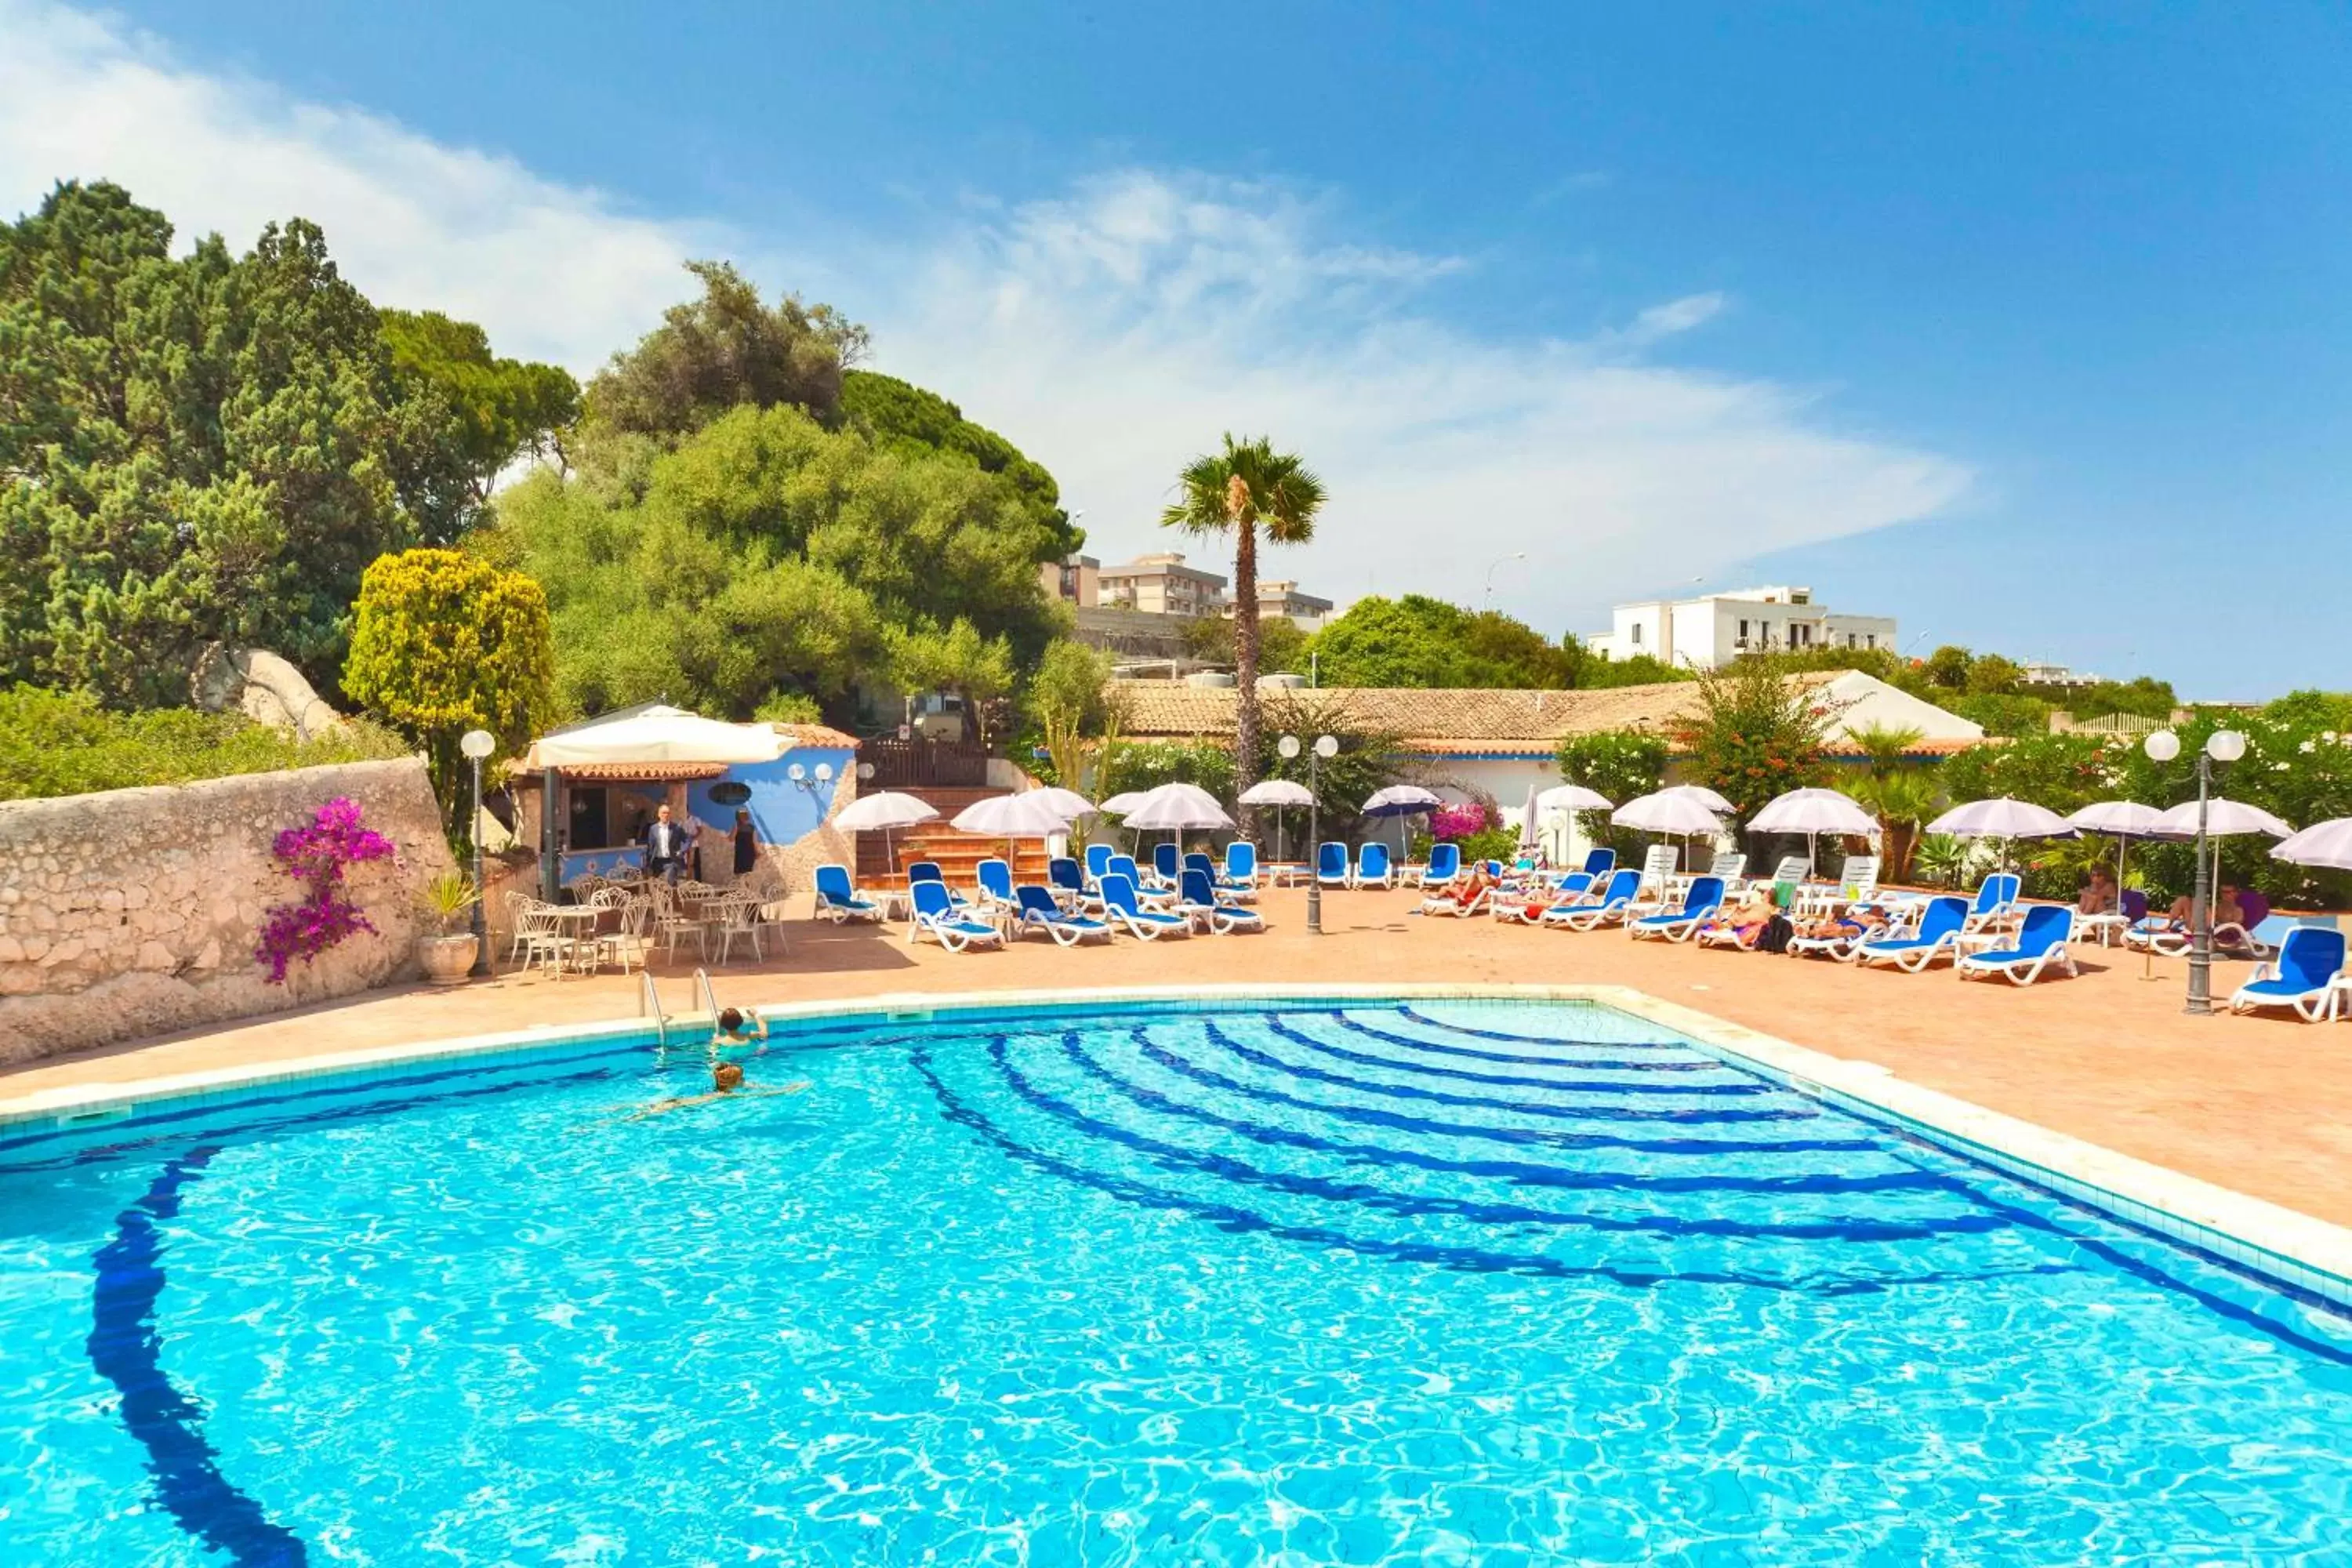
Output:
[{"xmin": 87, "ymin": 1146, "xmax": 309, "ymax": 1567}]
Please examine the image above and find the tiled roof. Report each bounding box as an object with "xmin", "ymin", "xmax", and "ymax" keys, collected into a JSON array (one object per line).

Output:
[{"xmin": 772, "ymin": 721, "xmax": 862, "ymax": 750}]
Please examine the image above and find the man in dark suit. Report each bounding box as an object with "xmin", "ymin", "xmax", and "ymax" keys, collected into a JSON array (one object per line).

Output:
[{"xmin": 647, "ymin": 803, "xmax": 692, "ymax": 884}]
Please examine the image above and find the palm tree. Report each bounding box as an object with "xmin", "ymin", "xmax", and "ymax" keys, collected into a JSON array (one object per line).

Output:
[
  {"xmin": 1840, "ymin": 723, "xmax": 1932, "ymax": 881},
  {"xmin": 1160, "ymin": 434, "xmax": 1326, "ymax": 819}
]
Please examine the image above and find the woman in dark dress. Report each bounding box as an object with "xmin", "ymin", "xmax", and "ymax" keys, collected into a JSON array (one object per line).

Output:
[{"xmin": 732, "ymin": 808, "xmax": 758, "ymax": 877}]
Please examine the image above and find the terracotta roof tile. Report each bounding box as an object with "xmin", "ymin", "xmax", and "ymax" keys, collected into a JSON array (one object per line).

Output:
[{"xmin": 772, "ymin": 722, "xmax": 862, "ymax": 750}]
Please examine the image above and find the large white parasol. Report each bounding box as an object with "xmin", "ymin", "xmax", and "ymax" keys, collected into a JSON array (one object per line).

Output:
[
  {"xmin": 535, "ymin": 705, "xmax": 782, "ymax": 765},
  {"xmin": 831, "ymin": 790, "xmax": 939, "ymax": 880}
]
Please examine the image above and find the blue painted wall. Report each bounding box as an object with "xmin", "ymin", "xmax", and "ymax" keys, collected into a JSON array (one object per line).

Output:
[{"xmin": 686, "ymin": 747, "xmax": 856, "ymax": 847}]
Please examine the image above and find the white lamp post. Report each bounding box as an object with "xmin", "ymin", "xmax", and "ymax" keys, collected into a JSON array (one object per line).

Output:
[
  {"xmin": 459, "ymin": 728, "xmax": 496, "ymax": 978},
  {"xmin": 2144, "ymin": 726, "xmax": 2247, "ymax": 1014},
  {"xmin": 1281, "ymin": 734, "xmax": 1339, "ymax": 934}
]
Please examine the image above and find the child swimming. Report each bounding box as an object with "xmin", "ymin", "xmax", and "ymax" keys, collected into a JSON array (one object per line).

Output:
[{"xmin": 628, "ymin": 1059, "xmax": 808, "ymax": 1120}]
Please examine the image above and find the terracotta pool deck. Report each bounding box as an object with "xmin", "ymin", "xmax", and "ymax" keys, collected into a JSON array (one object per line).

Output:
[{"xmin": 9, "ymin": 884, "xmax": 2350, "ymax": 1227}]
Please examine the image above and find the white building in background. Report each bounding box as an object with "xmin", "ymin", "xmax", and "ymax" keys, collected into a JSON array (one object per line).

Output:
[{"xmin": 1584, "ymin": 586, "xmax": 1896, "ymax": 670}]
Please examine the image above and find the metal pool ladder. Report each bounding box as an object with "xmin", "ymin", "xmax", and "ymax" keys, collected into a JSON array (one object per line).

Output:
[
  {"xmin": 639, "ymin": 971, "xmax": 670, "ymax": 1050},
  {"xmin": 695, "ymin": 967, "xmax": 722, "ymax": 1022}
]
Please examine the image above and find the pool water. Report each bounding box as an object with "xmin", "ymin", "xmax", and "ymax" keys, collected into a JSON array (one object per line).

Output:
[{"xmin": 2, "ymin": 997, "xmax": 2350, "ymax": 1565}]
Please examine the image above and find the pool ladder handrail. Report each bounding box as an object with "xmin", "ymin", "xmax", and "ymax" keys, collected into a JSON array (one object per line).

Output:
[
  {"xmin": 638, "ymin": 971, "xmax": 669, "ymax": 1050},
  {"xmin": 694, "ymin": 967, "xmax": 721, "ymax": 1022}
]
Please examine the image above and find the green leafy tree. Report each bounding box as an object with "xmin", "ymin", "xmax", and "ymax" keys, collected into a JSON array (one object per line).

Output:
[
  {"xmin": 1670, "ymin": 659, "xmax": 1838, "ymax": 824},
  {"xmin": 1160, "ymin": 435, "xmax": 1326, "ymax": 821},
  {"xmin": 840, "ymin": 370, "xmax": 1079, "ymax": 557},
  {"xmin": 1965, "ymin": 653, "xmax": 2024, "ymax": 696},
  {"xmin": 381, "ymin": 309, "xmax": 580, "ymax": 503},
  {"xmin": 1181, "ymin": 612, "xmax": 1307, "ymax": 674},
  {"xmin": 342, "ymin": 547, "xmax": 556, "ymax": 835},
  {"xmin": 1, "ymin": 180, "xmax": 513, "ymax": 702},
  {"xmin": 1949, "ymin": 691, "xmax": 2053, "ymax": 738},
  {"xmin": 582, "ymin": 260, "xmax": 866, "ymax": 441},
  {"xmin": 1577, "ymin": 652, "xmax": 1695, "ymax": 689},
  {"xmin": 1555, "ymin": 729, "xmax": 1670, "ymax": 864},
  {"xmin": 887, "ymin": 618, "xmax": 1018, "ymax": 746},
  {"xmin": 1923, "ymin": 644, "xmax": 1974, "ymax": 690},
  {"xmin": 1307, "ymin": 594, "xmax": 1575, "ymax": 689}
]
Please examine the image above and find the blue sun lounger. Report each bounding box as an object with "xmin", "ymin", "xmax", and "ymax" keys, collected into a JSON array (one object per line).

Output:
[
  {"xmin": 1180, "ymin": 868, "xmax": 1264, "ymax": 934},
  {"xmin": 1957, "ymin": 904, "xmax": 2076, "ymax": 985},
  {"xmin": 1419, "ymin": 842, "xmax": 1461, "ymax": 890},
  {"xmin": 1551, "ymin": 869, "xmax": 1642, "ymax": 931},
  {"xmin": 1355, "ymin": 841, "xmax": 1394, "ymax": 889},
  {"xmin": 1014, "ymin": 884, "xmax": 1112, "ymax": 946},
  {"xmin": 1317, "ymin": 842, "xmax": 1351, "ymax": 888},
  {"xmin": 812, "ymin": 863, "xmax": 883, "ymax": 924},
  {"xmin": 1856, "ymin": 895, "xmax": 1969, "ymax": 972},
  {"xmin": 1631, "ymin": 876, "xmax": 1724, "ymax": 942},
  {"xmin": 2229, "ymin": 925, "xmax": 2345, "ymax": 1022},
  {"xmin": 909, "ymin": 879, "xmax": 1004, "ymax": 953},
  {"xmin": 1501, "ymin": 870, "xmax": 1592, "ymax": 926},
  {"xmin": 1099, "ymin": 873, "xmax": 1191, "ymax": 939},
  {"xmin": 1223, "ymin": 840, "xmax": 1259, "ymax": 891}
]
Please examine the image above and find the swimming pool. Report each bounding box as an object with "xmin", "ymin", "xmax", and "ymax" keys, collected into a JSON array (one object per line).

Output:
[{"xmin": 3, "ymin": 993, "xmax": 2349, "ymax": 1563}]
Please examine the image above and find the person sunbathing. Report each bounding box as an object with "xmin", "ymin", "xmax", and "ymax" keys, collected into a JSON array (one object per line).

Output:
[
  {"xmin": 1696, "ymin": 888, "xmax": 1780, "ymax": 947},
  {"xmin": 2078, "ymin": 865, "xmax": 2118, "ymax": 916},
  {"xmin": 1421, "ymin": 862, "xmax": 1498, "ymax": 915},
  {"xmin": 1792, "ymin": 904, "xmax": 1893, "ymax": 943}
]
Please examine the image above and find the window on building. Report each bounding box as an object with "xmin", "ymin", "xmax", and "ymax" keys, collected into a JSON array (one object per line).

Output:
[
  {"xmin": 1631, "ymin": 624, "xmax": 1644, "ymax": 645},
  {"xmin": 1739, "ymin": 619, "xmax": 1750, "ymax": 640}
]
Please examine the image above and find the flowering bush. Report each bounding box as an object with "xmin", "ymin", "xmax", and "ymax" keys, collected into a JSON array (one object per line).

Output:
[
  {"xmin": 1429, "ymin": 803, "xmax": 1487, "ymax": 841},
  {"xmin": 254, "ymin": 797, "xmax": 397, "ymax": 984}
]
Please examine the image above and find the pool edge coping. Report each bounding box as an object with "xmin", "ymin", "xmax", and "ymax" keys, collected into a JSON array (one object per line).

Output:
[{"xmin": 6, "ymin": 979, "xmax": 2350, "ymax": 1311}]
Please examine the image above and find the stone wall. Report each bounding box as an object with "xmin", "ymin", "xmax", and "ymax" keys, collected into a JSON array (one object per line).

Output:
[{"xmin": 0, "ymin": 758, "xmax": 458, "ymax": 1065}]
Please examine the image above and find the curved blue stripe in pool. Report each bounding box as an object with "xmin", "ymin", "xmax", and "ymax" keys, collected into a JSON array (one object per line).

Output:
[
  {"xmin": 982, "ymin": 1036, "xmax": 2005, "ymax": 1245},
  {"xmin": 1265, "ymin": 1018, "xmax": 1773, "ymax": 1098},
  {"xmin": 1319, "ymin": 1011, "xmax": 1717, "ymax": 1069},
  {"xmin": 1218, "ymin": 1021, "xmax": 1817, "ymax": 1125},
  {"xmin": 86, "ymin": 1147, "xmax": 308, "ymax": 1566},
  {"xmin": 1123, "ymin": 1030, "xmax": 1883, "ymax": 1158},
  {"xmin": 1061, "ymin": 1033, "xmax": 1964, "ymax": 1200},
  {"xmin": 1396, "ymin": 1004, "xmax": 1678, "ymax": 1044},
  {"xmin": 909, "ymin": 1044, "xmax": 2066, "ymax": 1298}
]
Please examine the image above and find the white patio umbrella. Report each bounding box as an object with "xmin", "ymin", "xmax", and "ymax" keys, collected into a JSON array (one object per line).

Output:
[
  {"xmin": 1240, "ymin": 778, "xmax": 1316, "ymax": 861},
  {"xmin": 1657, "ymin": 783, "xmax": 1736, "ymax": 815},
  {"xmin": 535, "ymin": 705, "xmax": 782, "ymax": 765},
  {"xmin": 1031, "ymin": 787, "xmax": 1097, "ymax": 820},
  {"xmin": 1515, "ymin": 782, "xmax": 1543, "ymax": 860},
  {"xmin": 2274, "ymin": 817, "xmax": 2352, "ymax": 872},
  {"xmin": 2152, "ymin": 798, "xmax": 2293, "ymax": 840},
  {"xmin": 2066, "ymin": 801, "xmax": 2176, "ymax": 917},
  {"xmin": 1748, "ymin": 787, "xmax": 1878, "ymax": 879},
  {"xmin": 1099, "ymin": 791, "xmax": 1152, "ymax": 817},
  {"xmin": 953, "ymin": 790, "xmax": 1077, "ymax": 866},
  {"xmin": 1122, "ymin": 782, "xmax": 1236, "ymax": 832},
  {"xmin": 1535, "ymin": 783, "xmax": 1614, "ymax": 813},
  {"xmin": 1925, "ymin": 797, "xmax": 2076, "ymax": 873},
  {"xmin": 1613, "ymin": 789, "xmax": 1728, "ymax": 837},
  {"xmin": 830, "ymin": 789, "xmax": 938, "ymax": 880}
]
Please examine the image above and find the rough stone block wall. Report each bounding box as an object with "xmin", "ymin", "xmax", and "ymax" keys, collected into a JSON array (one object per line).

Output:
[{"xmin": 0, "ymin": 758, "xmax": 458, "ymax": 1066}]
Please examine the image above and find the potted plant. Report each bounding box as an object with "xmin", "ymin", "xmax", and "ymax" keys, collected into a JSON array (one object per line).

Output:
[{"xmin": 418, "ymin": 871, "xmax": 481, "ymax": 985}]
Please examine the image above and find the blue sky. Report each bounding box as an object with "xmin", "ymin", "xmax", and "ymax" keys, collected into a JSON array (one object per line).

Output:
[{"xmin": 4, "ymin": 2, "xmax": 2347, "ymax": 697}]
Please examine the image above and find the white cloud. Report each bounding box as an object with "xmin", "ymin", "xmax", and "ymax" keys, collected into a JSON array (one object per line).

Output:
[
  {"xmin": 1623, "ymin": 291, "xmax": 1726, "ymax": 343},
  {"xmin": 0, "ymin": 0, "xmax": 1972, "ymax": 630}
]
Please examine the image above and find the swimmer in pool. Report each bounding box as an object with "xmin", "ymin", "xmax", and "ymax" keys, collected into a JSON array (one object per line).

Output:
[
  {"xmin": 713, "ymin": 1007, "xmax": 768, "ymax": 1047},
  {"xmin": 629, "ymin": 1060, "xmax": 808, "ymax": 1119}
]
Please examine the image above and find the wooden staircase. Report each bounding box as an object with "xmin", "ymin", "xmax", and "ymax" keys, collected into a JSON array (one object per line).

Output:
[{"xmin": 852, "ymin": 786, "xmax": 1055, "ymax": 891}]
